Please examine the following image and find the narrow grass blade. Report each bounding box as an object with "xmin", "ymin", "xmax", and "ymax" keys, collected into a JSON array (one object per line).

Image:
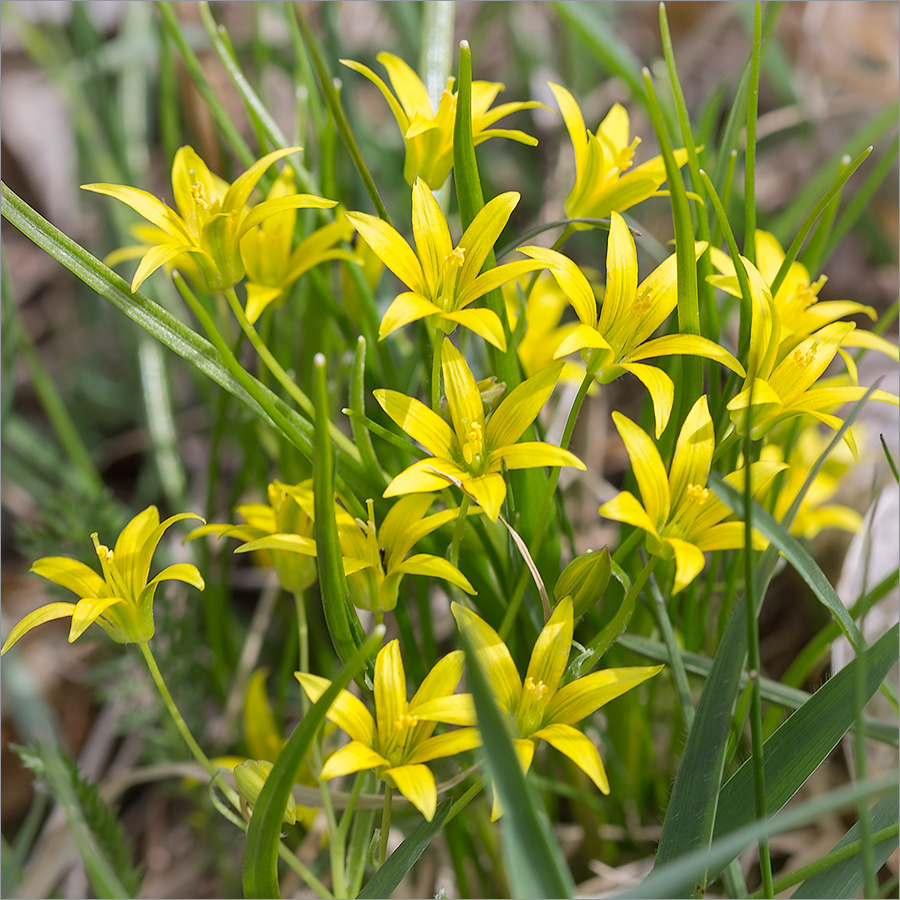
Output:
[
  {"xmin": 357, "ymin": 798, "xmax": 452, "ymax": 899},
  {"xmin": 712, "ymin": 624, "xmax": 898, "ymax": 849},
  {"xmin": 241, "ymin": 627, "xmax": 384, "ymax": 899},
  {"xmin": 791, "ymin": 796, "xmax": 899, "ymax": 898},
  {"xmin": 459, "ymin": 627, "xmax": 575, "ymax": 899}
]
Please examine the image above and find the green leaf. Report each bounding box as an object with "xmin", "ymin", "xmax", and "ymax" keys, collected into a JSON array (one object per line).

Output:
[
  {"xmin": 713, "ymin": 625, "xmax": 899, "ymax": 846},
  {"xmin": 459, "ymin": 627, "xmax": 576, "ymax": 899},
  {"xmin": 356, "ymin": 798, "xmax": 452, "ymax": 899},
  {"xmin": 241, "ymin": 627, "xmax": 384, "ymax": 899},
  {"xmin": 791, "ymin": 796, "xmax": 899, "ymax": 898}
]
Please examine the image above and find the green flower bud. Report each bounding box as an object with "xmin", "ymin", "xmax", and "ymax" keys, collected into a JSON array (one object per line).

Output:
[
  {"xmin": 234, "ymin": 759, "xmax": 297, "ymax": 825},
  {"xmin": 554, "ymin": 547, "xmax": 611, "ymax": 619}
]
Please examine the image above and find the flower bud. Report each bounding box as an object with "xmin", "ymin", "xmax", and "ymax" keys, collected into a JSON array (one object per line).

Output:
[
  {"xmin": 554, "ymin": 548, "xmax": 611, "ymax": 619},
  {"xmin": 234, "ymin": 759, "xmax": 297, "ymax": 825}
]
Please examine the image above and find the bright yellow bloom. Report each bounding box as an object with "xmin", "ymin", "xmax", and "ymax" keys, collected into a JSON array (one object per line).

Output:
[
  {"xmin": 452, "ymin": 596, "xmax": 663, "ymax": 819},
  {"xmin": 720, "ymin": 256, "xmax": 897, "ymax": 443},
  {"xmin": 708, "ymin": 231, "xmax": 900, "ymax": 367},
  {"xmin": 521, "ymin": 212, "xmax": 746, "ymax": 437},
  {"xmin": 760, "ymin": 427, "xmax": 862, "ymax": 540},
  {"xmin": 297, "ymin": 641, "xmax": 480, "ymax": 821},
  {"xmin": 347, "ymin": 178, "xmax": 545, "ymax": 351},
  {"xmin": 239, "ymin": 169, "xmax": 358, "ymax": 323},
  {"xmin": 1, "ymin": 507, "xmax": 204, "ymax": 652},
  {"xmin": 550, "ymin": 83, "xmax": 688, "ymax": 225},
  {"xmin": 342, "ymin": 52, "xmax": 544, "ymax": 189},
  {"xmin": 82, "ymin": 146, "xmax": 337, "ymax": 292},
  {"xmin": 599, "ymin": 395, "xmax": 786, "ymax": 594},
  {"xmin": 375, "ymin": 341, "xmax": 586, "ymax": 522},
  {"xmin": 185, "ymin": 481, "xmax": 318, "ymax": 593}
]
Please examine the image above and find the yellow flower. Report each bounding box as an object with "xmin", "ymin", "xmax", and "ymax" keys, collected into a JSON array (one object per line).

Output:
[
  {"xmin": 550, "ymin": 83, "xmax": 688, "ymax": 225},
  {"xmin": 296, "ymin": 641, "xmax": 480, "ymax": 821},
  {"xmin": 721, "ymin": 256, "xmax": 898, "ymax": 443},
  {"xmin": 708, "ymin": 231, "xmax": 900, "ymax": 367},
  {"xmin": 347, "ymin": 178, "xmax": 545, "ymax": 351},
  {"xmin": 452, "ymin": 596, "xmax": 663, "ymax": 819},
  {"xmin": 375, "ymin": 341, "xmax": 586, "ymax": 522},
  {"xmin": 82, "ymin": 146, "xmax": 337, "ymax": 292},
  {"xmin": 342, "ymin": 52, "xmax": 544, "ymax": 189},
  {"xmin": 599, "ymin": 395, "xmax": 786, "ymax": 594},
  {"xmin": 239, "ymin": 169, "xmax": 359, "ymax": 323},
  {"xmin": 521, "ymin": 212, "xmax": 746, "ymax": 437},
  {"xmin": 185, "ymin": 481, "xmax": 318, "ymax": 594},
  {"xmin": 1, "ymin": 507, "xmax": 204, "ymax": 652}
]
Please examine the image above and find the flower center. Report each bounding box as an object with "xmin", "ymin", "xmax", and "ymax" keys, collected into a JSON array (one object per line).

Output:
[
  {"xmin": 445, "ymin": 247, "xmax": 466, "ymax": 268},
  {"xmin": 461, "ymin": 420, "xmax": 486, "ymax": 473},
  {"xmin": 791, "ymin": 343, "xmax": 818, "ymax": 370},
  {"xmin": 524, "ymin": 677, "xmax": 548, "ymax": 700},
  {"xmin": 631, "ymin": 289, "xmax": 653, "ymax": 316},
  {"xmin": 395, "ymin": 713, "xmax": 419, "ymax": 730},
  {"xmin": 190, "ymin": 182, "xmax": 210, "ymax": 210},
  {"xmin": 686, "ymin": 483, "xmax": 709, "ymax": 504}
]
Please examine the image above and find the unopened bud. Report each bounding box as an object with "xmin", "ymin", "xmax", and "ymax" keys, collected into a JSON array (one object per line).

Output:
[
  {"xmin": 554, "ymin": 547, "xmax": 612, "ymax": 618},
  {"xmin": 234, "ymin": 759, "xmax": 297, "ymax": 825}
]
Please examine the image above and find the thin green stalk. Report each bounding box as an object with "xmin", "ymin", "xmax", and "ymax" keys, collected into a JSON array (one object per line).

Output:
[
  {"xmin": 744, "ymin": 3, "xmax": 761, "ymax": 264},
  {"xmin": 378, "ymin": 785, "xmax": 394, "ymax": 868},
  {"xmin": 294, "ymin": 590, "xmax": 309, "ymax": 679},
  {"xmin": 311, "ymin": 737, "xmax": 347, "ymax": 898},
  {"xmin": 431, "ymin": 330, "xmax": 445, "ymax": 413},
  {"xmin": 223, "ymin": 286, "xmax": 361, "ymax": 464},
  {"xmin": 449, "ymin": 496, "xmax": 471, "ymax": 572},
  {"xmin": 742, "ymin": 403, "xmax": 774, "ymax": 897},
  {"xmin": 342, "ymin": 407, "xmax": 429, "ymax": 460}
]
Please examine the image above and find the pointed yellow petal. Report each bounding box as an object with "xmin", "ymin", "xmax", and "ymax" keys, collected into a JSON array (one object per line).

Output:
[
  {"xmin": 294, "ymin": 673, "xmax": 376, "ymax": 744},
  {"xmin": 223, "ymin": 146, "xmax": 304, "ymax": 217},
  {"xmin": 617, "ymin": 362, "xmax": 674, "ymax": 440},
  {"xmin": 543, "ymin": 665, "xmax": 664, "ymax": 726},
  {"xmin": 451, "ymin": 602, "xmax": 522, "ymax": 713},
  {"xmin": 611, "ymin": 411, "xmax": 670, "ymax": 525},
  {"xmin": 457, "ymin": 259, "xmax": 548, "ymax": 310},
  {"xmin": 463, "ymin": 473, "xmax": 508, "ymax": 522},
  {"xmin": 147, "ymin": 563, "xmax": 206, "ymax": 592},
  {"xmin": 628, "ymin": 334, "xmax": 746, "ymax": 378},
  {"xmin": 321, "ymin": 741, "xmax": 391, "ymax": 780},
  {"xmin": 383, "ymin": 459, "xmax": 464, "ymax": 498},
  {"xmin": 375, "ymin": 640, "xmax": 408, "ymax": 748},
  {"xmin": 238, "ymin": 194, "xmax": 337, "ymax": 237},
  {"xmin": 81, "ymin": 183, "xmax": 187, "ymax": 237},
  {"xmin": 376, "ymin": 52, "xmax": 433, "ymax": 118},
  {"xmin": 378, "ymin": 495, "xmax": 435, "ymax": 563},
  {"xmin": 69, "ymin": 596, "xmax": 126, "ymax": 642},
  {"xmin": 602, "ymin": 212, "xmax": 639, "ymax": 333},
  {"xmin": 533, "ymin": 722, "xmax": 609, "ymax": 793},
  {"xmin": 379, "ymin": 293, "xmax": 443, "ymax": 339},
  {"xmin": 1, "ymin": 602, "xmax": 77, "ymax": 654},
  {"xmin": 234, "ymin": 534, "xmax": 318, "ymax": 557},
  {"xmin": 441, "ymin": 341, "xmax": 485, "ymax": 445},
  {"xmin": 409, "ymin": 650, "xmax": 465, "ymax": 708},
  {"xmin": 30, "ymin": 557, "xmax": 106, "ymax": 598},
  {"xmin": 412, "ymin": 178, "xmax": 453, "ymax": 293},
  {"xmin": 598, "ymin": 491, "xmax": 660, "ymax": 538},
  {"xmin": 458, "ymin": 192, "xmax": 520, "ymax": 286},
  {"xmin": 374, "ymin": 389, "xmax": 456, "ymax": 458},
  {"xmin": 491, "ymin": 442, "xmax": 585, "ymax": 472},
  {"xmin": 519, "ymin": 245, "xmax": 598, "ymax": 328},
  {"xmin": 407, "ymin": 727, "xmax": 481, "ymax": 764},
  {"xmin": 441, "ymin": 308, "xmax": 507, "ymax": 351},
  {"xmin": 491, "ymin": 739, "xmax": 536, "ymax": 821},
  {"xmin": 548, "ymin": 82, "xmax": 588, "ymax": 166},
  {"xmin": 384, "ymin": 763, "xmax": 437, "ymax": 820},
  {"xmin": 667, "ymin": 396, "xmax": 714, "ymax": 505},
  {"xmin": 754, "ymin": 230, "xmax": 786, "ymax": 284},
  {"xmin": 346, "ymin": 211, "xmax": 425, "ymax": 294},
  {"xmin": 341, "ymin": 57, "xmax": 411, "ymax": 131},
  {"xmin": 694, "ymin": 522, "xmax": 758, "ymax": 553},
  {"xmin": 244, "ymin": 284, "xmax": 284, "ymax": 324},
  {"xmin": 486, "ymin": 361, "xmax": 563, "ymax": 448},
  {"xmin": 411, "ymin": 695, "xmax": 477, "ymax": 727},
  {"xmin": 523, "ymin": 597, "xmax": 574, "ymax": 719},
  {"xmin": 664, "ymin": 537, "xmax": 707, "ymax": 594},
  {"xmin": 394, "ymin": 554, "xmax": 475, "ymax": 594},
  {"xmin": 553, "ymin": 323, "xmax": 613, "ymax": 359},
  {"xmin": 131, "ymin": 242, "xmax": 199, "ymax": 292}
]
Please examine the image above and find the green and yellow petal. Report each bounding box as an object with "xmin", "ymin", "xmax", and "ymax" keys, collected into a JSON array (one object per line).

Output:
[{"xmin": 532, "ymin": 722, "xmax": 610, "ymax": 794}]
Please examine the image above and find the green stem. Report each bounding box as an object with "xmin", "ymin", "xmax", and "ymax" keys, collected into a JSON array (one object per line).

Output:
[
  {"xmin": 449, "ymin": 496, "xmax": 471, "ymax": 572},
  {"xmin": 294, "ymin": 588, "xmax": 310, "ymax": 705},
  {"xmin": 744, "ymin": 2, "xmax": 761, "ymax": 264},
  {"xmin": 431, "ymin": 330, "xmax": 445, "ymax": 413},
  {"xmin": 647, "ymin": 576, "xmax": 695, "ymax": 731},
  {"xmin": 378, "ymin": 785, "xmax": 394, "ymax": 868},
  {"xmin": 223, "ymin": 286, "xmax": 361, "ymax": 464}
]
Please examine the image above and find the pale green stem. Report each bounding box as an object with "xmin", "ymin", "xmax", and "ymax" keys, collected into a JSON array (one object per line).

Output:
[
  {"xmin": 223, "ymin": 286, "xmax": 361, "ymax": 464},
  {"xmin": 312, "ymin": 738, "xmax": 346, "ymax": 898},
  {"xmin": 277, "ymin": 844, "xmax": 334, "ymax": 900},
  {"xmin": 744, "ymin": 2, "xmax": 761, "ymax": 264},
  {"xmin": 431, "ymin": 330, "xmax": 445, "ymax": 413},
  {"xmin": 378, "ymin": 785, "xmax": 394, "ymax": 868},
  {"xmin": 293, "ymin": 590, "xmax": 310, "ymax": 711},
  {"xmin": 449, "ymin": 495, "xmax": 471, "ymax": 572}
]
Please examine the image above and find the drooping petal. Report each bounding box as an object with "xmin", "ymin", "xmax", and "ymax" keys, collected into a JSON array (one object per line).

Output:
[
  {"xmin": 664, "ymin": 537, "xmax": 707, "ymax": 595},
  {"xmin": 407, "ymin": 727, "xmax": 481, "ymax": 763},
  {"xmin": 294, "ymin": 673, "xmax": 376, "ymax": 745},
  {"xmin": 441, "ymin": 308, "xmax": 507, "ymax": 350},
  {"xmin": 320, "ymin": 741, "xmax": 391, "ymax": 780},
  {"xmin": 30, "ymin": 557, "xmax": 106, "ymax": 598},
  {"xmin": 375, "ymin": 641, "xmax": 408, "ymax": 751},
  {"xmin": 374, "ymin": 389, "xmax": 456, "ymax": 458},
  {"xmin": 532, "ymin": 722, "xmax": 609, "ymax": 794},
  {"xmin": 379, "ymin": 293, "xmax": 444, "ymax": 339},
  {"xmin": 131, "ymin": 242, "xmax": 200, "ymax": 292},
  {"xmin": 486, "ymin": 361, "xmax": 563, "ymax": 448},
  {"xmin": 553, "ymin": 324, "xmax": 613, "ymax": 360},
  {"xmin": 1, "ymin": 602, "xmax": 77, "ymax": 655},
  {"xmin": 238, "ymin": 194, "xmax": 337, "ymax": 237},
  {"xmin": 519, "ymin": 245, "xmax": 598, "ymax": 328},
  {"xmin": 628, "ymin": 334, "xmax": 746, "ymax": 378},
  {"xmin": 490, "ymin": 739, "xmax": 536, "ymax": 821},
  {"xmin": 69, "ymin": 596, "xmax": 127, "ymax": 642},
  {"xmin": 234, "ymin": 534, "xmax": 318, "ymax": 557},
  {"xmin": 492, "ymin": 442, "xmax": 585, "ymax": 472},
  {"xmin": 384, "ymin": 764, "xmax": 437, "ymax": 821},
  {"xmin": 543, "ymin": 665, "xmax": 664, "ymax": 726},
  {"xmin": 441, "ymin": 341, "xmax": 485, "ymax": 445},
  {"xmin": 133, "ymin": 512, "xmax": 205, "ymax": 599},
  {"xmin": 393, "ymin": 554, "xmax": 475, "ymax": 594},
  {"xmin": 345, "ymin": 211, "xmax": 426, "ymax": 294},
  {"xmin": 383, "ymin": 458, "xmax": 466, "ymax": 498},
  {"xmin": 341, "ymin": 57, "xmax": 411, "ymax": 132},
  {"xmin": 617, "ymin": 363, "xmax": 675, "ymax": 440},
  {"xmin": 462, "ymin": 473, "xmax": 508, "ymax": 522},
  {"xmin": 147, "ymin": 563, "xmax": 206, "ymax": 592},
  {"xmin": 610, "ymin": 411, "xmax": 670, "ymax": 526},
  {"xmin": 451, "ymin": 602, "xmax": 522, "ymax": 713}
]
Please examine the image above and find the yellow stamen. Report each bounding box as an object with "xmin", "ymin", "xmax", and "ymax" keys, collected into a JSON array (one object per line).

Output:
[
  {"xmin": 524, "ymin": 677, "xmax": 549, "ymax": 700},
  {"xmin": 191, "ymin": 182, "xmax": 210, "ymax": 209},
  {"xmin": 686, "ymin": 483, "xmax": 709, "ymax": 504},
  {"xmin": 631, "ymin": 289, "xmax": 653, "ymax": 316},
  {"xmin": 395, "ymin": 713, "xmax": 418, "ymax": 730},
  {"xmin": 791, "ymin": 343, "xmax": 818, "ymax": 369},
  {"xmin": 445, "ymin": 247, "xmax": 466, "ymax": 268}
]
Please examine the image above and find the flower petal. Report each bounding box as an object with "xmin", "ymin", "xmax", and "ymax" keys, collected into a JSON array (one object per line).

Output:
[
  {"xmin": 519, "ymin": 245, "xmax": 598, "ymax": 328},
  {"xmin": 375, "ymin": 640, "xmax": 408, "ymax": 750},
  {"xmin": 1, "ymin": 602, "xmax": 77, "ymax": 654},
  {"xmin": 598, "ymin": 491, "xmax": 660, "ymax": 538},
  {"xmin": 523, "ymin": 596, "xmax": 574, "ymax": 720},
  {"xmin": 412, "ymin": 178, "xmax": 453, "ymax": 293},
  {"xmin": 543, "ymin": 665, "xmax": 664, "ymax": 726},
  {"xmin": 491, "ymin": 739, "xmax": 536, "ymax": 821},
  {"xmin": 532, "ymin": 722, "xmax": 609, "ymax": 794},
  {"xmin": 147, "ymin": 563, "xmax": 206, "ymax": 592},
  {"xmin": 223, "ymin": 147, "xmax": 304, "ymax": 218},
  {"xmin": 411, "ymin": 695, "xmax": 477, "ymax": 727},
  {"xmin": 131, "ymin": 242, "xmax": 200, "ymax": 292},
  {"xmin": 341, "ymin": 57, "xmax": 411, "ymax": 131},
  {"xmin": 458, "ymin": 192, "xmax": 520, "ymax": 286},
  {"xmin": 320, "ymin": 741, "xmax": 391, "ymax": 780},
  {"xmin": 30, "ymin": 557, "xmax": 106, "ymax": 598},
  {"xmin": 80, "ymin": 183, "xmax": 186, "ymax": 237},
  {"xmin": 457, "ymin": 260, "xmax": 546, "ymax": 310},
  {"xmin": 383, "ymin": 459, "xmax": 465, "ymax": 498},
  {"xmin": 610, "ymin": 411, "xmax": 670, "ymax": 526},
  {"xmin": 486, "ymin": 361, "xmax": 563, "ymax": 449},
  {"xmin": 346, "ymin": 211, "xmax": 425, "ymax": 295},
  {"xmin": 407, "ymin": 727, "xmax": 481, "ymax": 764},
  {"xmin": 553, "ymin": 324, "xmax": 613, "ymax": 359},
  {"xmin": 234, "ymin": 534, "xmax": 318, "ymax": 557},
  {"xmin": 379, "ymin": 292, "xmax": 443, "ymax": 339},
  {"xmin": 451, "ymin": 602, "xmax": 522, "ymax": 713},
  {"xmin": 409, "ymin": 651, "xmax": 465, "ymax": 708},
  {"xmin": 618, "ymin": 362, "xmax": 674, "ymax": 440},
  {"xmin": 384, "ymin": 764, "xmax": 437, "ymax": 821},
  {"xmin": 442, "ymin": 308, "xmax": 507, "ymax": 350},
  {"xmin": 374, "ymin": 390, "xmax": 456, "ymax": 458},
  {"xmin": 441, "ymin": 340, "xmax": 485, "ymax": 444},
  {"xmin": 601, "ymin": 212, "xmax": 639, "ymax": 339},
  {"xmin": 664, "ymin": 537, "xmax": 707, "ymax": 595},
  {"xmin": 462, "ymin": 473, "xmax": 508, "ymax": 522},
  {"xmin": 238, "ymin": 194, "xmax": 337, "ymax": 237},
  {"xmin": 294, "ymin": 673, "xmax": 376, "ymax": 744},
  {"xmin": 491, "ymin": 442, "xmax": 585, "ymax": 472},
  {"xmin": 69, "ymin": 596, "xmax": 127, "ymax": 642},
  {"xmin": 667, "ymin": 396, "xmax": 714, "ymax": 506},
  {"xmin": 394, "ymin": 554, "xmax": 476, "ymax": 594},
  {"xmin": 628, "ymin": 334, "xmax": 746, "ymax": 378}
]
